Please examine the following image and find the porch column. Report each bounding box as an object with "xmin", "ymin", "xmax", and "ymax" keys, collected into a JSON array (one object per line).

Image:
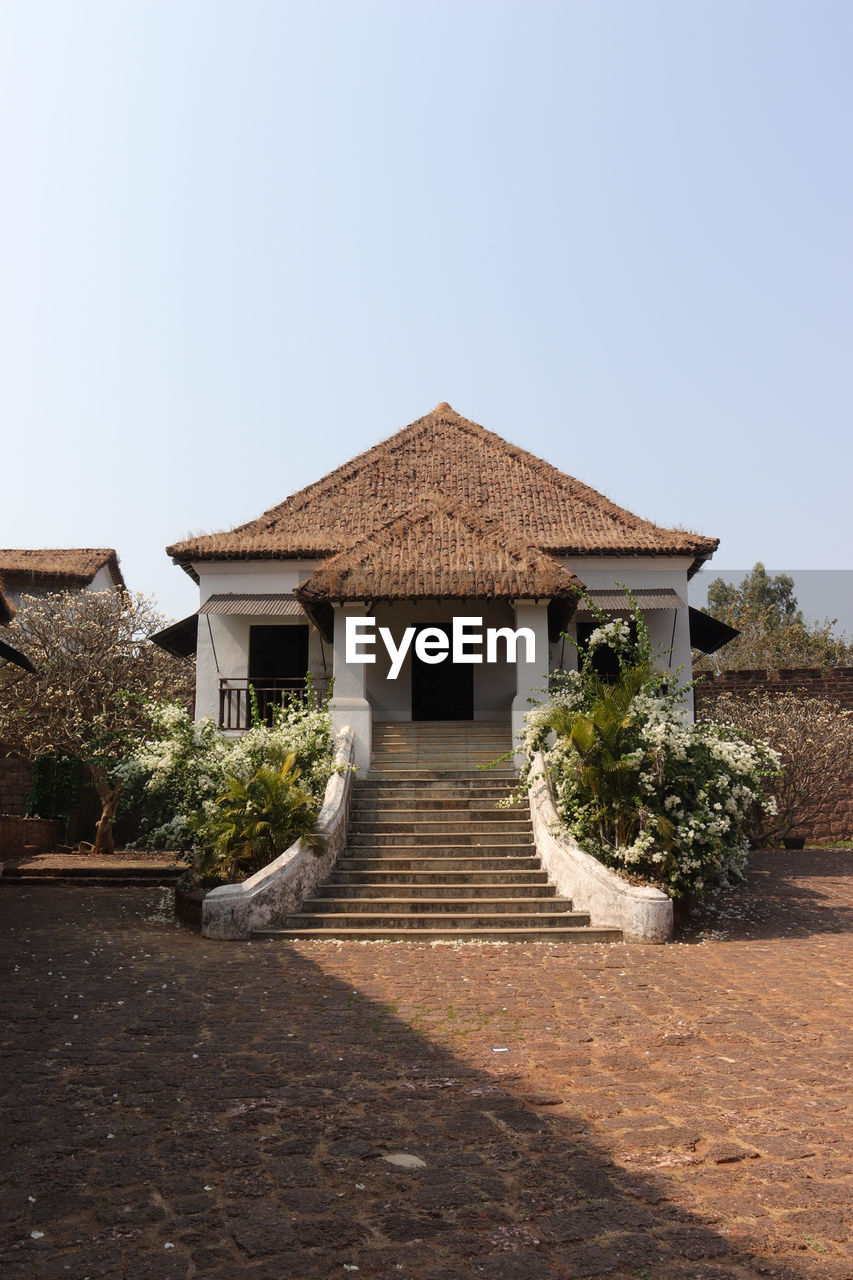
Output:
[
  {"xmin": 329, "ymin": 603, "xmax": 373, "ymax": 771},
  {"xmin": 511, "ymin": 601, "xmax": 550, "ymax": 768}
]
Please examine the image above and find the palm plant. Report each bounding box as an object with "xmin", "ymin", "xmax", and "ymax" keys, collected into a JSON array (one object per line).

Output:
[
  {"xmin": 194, "ymin": 752, "xmax": 323, "ymax": 882},
  {"xmin": 541, "ymin": 662, "xmax": 658, "ymax": 849}
]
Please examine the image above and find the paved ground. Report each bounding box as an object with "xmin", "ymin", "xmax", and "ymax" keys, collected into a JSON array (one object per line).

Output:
[
  {"xmin": 1, "ymin": 850, "xmax": 184, "ymax": 873},
  {"xmin": 0, "ymin": 849, "xmax": 850, "ymax": 1280}
]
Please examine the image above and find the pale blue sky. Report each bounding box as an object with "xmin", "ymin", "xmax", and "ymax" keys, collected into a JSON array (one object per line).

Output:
[{"xmin": 2, "ymin": 1, "xmax": 851, "ymax": 621}]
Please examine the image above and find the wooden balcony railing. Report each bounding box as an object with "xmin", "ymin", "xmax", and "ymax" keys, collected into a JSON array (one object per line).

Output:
[{"xmin": 218, "ymin": 677, "xmax": 330, "ymax": 730}]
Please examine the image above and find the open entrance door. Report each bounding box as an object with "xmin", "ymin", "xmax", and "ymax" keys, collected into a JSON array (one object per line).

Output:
[
  {"xmin": 248, "ymin": 625, "xmax": 309, "ymax": 722},
  {"xmin": 410, "ymin": 624, "xmax": 474, "ymax": 720}
]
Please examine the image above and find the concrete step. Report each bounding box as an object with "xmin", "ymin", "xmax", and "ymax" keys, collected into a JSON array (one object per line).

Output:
[
  {"xmin": 337, "ymin": 855, "xmax": 540, "ymax": 873},
  {"xmin": 364, "ymin": 770, "xmax": 516, "ymax": 781},
  {"xmin": 349, "ymin": 821, "xmax": 532, "ymax": 838},
  {"xmin": 348, "ymin": 831, "xmax": 534, "ymax": 847},
  {"xmin": 254, "ymin": 926, "xmax": 622, "ymax": 943},
  {"xmin": 370, "ymin": 737, "xmax": 510, "ymax": 745},
  {"xmin": 348, "ymin": 788, "xmax": 514, "ymax": 798},
  {"xmin": 350, "ymin": 805, "xmax": 526, "ymax": 819},
  {"xmin": 356, "ymin": 762, "xmax": 507, "ymax": 773},
  {"xmin": 315, "ymin": 881, "xmax": 557, "ymax": 899},
  {"xmin": 372, "ymin": 723, "xmax": 509, "ymax": 737},
  {"xmin": 370, "ymin": 747, "xmax": 509, "ymax": 756},
  {"xmin": 350, "ymin": 783, "xmax": 514, "ymax": 793},
  {"xmin": 348, "ymin": 803, "xmax": 522, "ymax": 814},
  {"xmin": 331, "ymin": 869, "xmax": 550, "ymax": 886},
  {"xmin": 281, "ymin": 909, "xmax": 593, "ymax": 930},
  {"xmin": 299, "ymin": 896, "xmax": 575, "ymax": 916}
]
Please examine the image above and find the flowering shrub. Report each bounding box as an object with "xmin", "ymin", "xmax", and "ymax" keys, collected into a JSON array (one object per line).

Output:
[
  {"xmin": 192, "ymin": 753, "xmax": 325, "ymax": 882},
  {"xmin": 520, "ymin": 597, "xmax": 779, "ymax": 898},
  {"xmin": 116, "ymin": 693, "xmax": 337, "ymax": 877},
  {"xmin": 697, "ymin": 689, "xmax": 853, "ymax": 845}
]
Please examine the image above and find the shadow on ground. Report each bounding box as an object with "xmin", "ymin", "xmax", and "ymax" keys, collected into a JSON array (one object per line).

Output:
[
  {"xmin": 683, "ymin": 849, "xmax": 853, "ymax": 943},
  {"xmin": 0, "ymin": 875, "xmax": 850, "ymax": 1280}
]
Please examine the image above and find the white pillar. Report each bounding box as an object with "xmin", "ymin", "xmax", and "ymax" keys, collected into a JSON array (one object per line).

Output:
[
  {"xmin": 329, "ymin": 604, "xmax": 373, "ymax": 772},
  {"xmin": 670, "ymin": 607, "xmax": 695, "ymax": 721},
  {"xmin": 511, "ymin": 601, "xmax": 551, "ymax": 767}
]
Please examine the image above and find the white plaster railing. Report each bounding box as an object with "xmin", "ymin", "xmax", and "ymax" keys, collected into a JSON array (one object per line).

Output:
[
  {"xmin": 201, "ymin": 726, "xmax": 356, "ymax": 940},
  {"xmin": 528, "ymin": 749, "xmax": 673, "ymax": 943}
]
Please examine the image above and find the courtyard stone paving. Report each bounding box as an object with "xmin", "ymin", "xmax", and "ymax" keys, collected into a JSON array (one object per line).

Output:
[{"xmin": 0, "ymin": 848, "xmax": 851, "ymax": 1279}]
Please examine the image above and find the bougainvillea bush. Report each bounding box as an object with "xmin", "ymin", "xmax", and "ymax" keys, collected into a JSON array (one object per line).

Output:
[
  {"xmin": 116, "ymin": 691, "xmax": 337, "ymax": 881},
  {"xmin": 520, "ymin": 605, "xmax": 780, "ymax": 899}
]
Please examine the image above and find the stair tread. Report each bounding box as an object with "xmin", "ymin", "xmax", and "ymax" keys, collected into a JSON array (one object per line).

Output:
[
  {"xmin": 290, "ymin": 905, "xmax": 582, "ymax": 914},
  {"xmin": 254, "ymin": 927, "xmax": 621, "ymax": 940}
]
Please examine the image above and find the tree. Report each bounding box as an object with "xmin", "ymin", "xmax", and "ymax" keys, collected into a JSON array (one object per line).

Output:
[
  {"xmin": 700, "ymin": 562, "xmax": 852, "ymax": 673},
  {"xmin": 707, "ymin": 563, "xmax": 800, "ymax": 627},
  {"xmin": 0, "ymin": 591, "xmax": 193, "ymax": 854}
]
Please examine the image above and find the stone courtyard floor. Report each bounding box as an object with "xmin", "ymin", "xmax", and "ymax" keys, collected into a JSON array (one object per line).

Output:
[{"xmin": 0, "ymin": 848, "xmax": 851, "ymax": 1280}]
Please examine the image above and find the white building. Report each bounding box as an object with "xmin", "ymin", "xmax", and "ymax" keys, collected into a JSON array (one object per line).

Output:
[{"xmin": 165, "ymin": 404, "xmax": 721, "ymax": 769}]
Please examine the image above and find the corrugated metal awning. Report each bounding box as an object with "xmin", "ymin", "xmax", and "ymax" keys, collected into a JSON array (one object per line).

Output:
[
  {"xmin": 575, "ymin": 587, "xmax": 685, "ymax": 614},
  {"xmin": 199, "ymin": 594, "xmax": 306, "ymax": 617}
]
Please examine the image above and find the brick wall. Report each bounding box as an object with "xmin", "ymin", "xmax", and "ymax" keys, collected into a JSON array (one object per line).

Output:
[
  {"xmin": 0, "ymin": 752, "xmax": 32, "ymax": 816},
  {"xmin": 0, "ymin": 814, "xmax": 62, "ymax": 855},
  {"xmin": 695, "ymin": 667, "xmax": 853, "ymax": 712},
  {"xmin": 0, "ymin": 750, "xmax": 98, "ymax": 843},
  {"xmin": 695, "ymin": 668, "xmax": 853, "ymax": 841}
]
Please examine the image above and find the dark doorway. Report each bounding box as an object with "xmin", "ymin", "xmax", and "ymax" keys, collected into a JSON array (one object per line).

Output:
[
  {"xmin": 575, "ymin": 620, "xmax": 636, "ymax": 683},
  {"xmin": 249, "ymin": 625, "xmax": 309, "ymax": 681},
  {"xmin": 248, "ymin": 625, "xmax": 309, "ymax": 723},
  {"xmin": 411, "ymin": 624, "xmax": 474, "ymax": 721}
]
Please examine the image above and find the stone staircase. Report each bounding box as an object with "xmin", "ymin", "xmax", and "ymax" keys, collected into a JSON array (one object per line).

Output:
[{"xmin": 255, "ymin": 722, "xmax": 621, "ymax": 943}]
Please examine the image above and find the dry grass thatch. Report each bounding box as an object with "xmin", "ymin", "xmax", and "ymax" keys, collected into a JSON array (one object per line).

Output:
[
  {"xmin": 293, "ymin": 495, "xmax": 584, "ymax": 604},
  {"xmin": 0, "ymin": 549, "xmax": 125, "ymax": 589},
  {"xmin": 167, "ymin": 403, "xmax": 718, "ymax": 577}
]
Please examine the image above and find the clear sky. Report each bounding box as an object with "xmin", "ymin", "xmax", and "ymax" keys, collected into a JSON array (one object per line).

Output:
[{"xmin": 2, "ymin": 1, "xmax": 851, "ymax": 622}]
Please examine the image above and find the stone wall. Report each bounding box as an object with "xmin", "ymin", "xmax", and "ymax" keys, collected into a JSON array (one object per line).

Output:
[{"xmin": 695, "ymin": 668, "xmax": 853, "ymax": 841}]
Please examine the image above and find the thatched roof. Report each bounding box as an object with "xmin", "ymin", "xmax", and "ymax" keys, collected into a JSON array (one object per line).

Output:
[
  {"xmin": 0, "ymin": 549, "xmax": 125, "ymax": 589},
  {"xmin": 167, "ymin": 403, "xmax": 718, "ymax": 581},
  {"xmin": 294, "ymin": 497, "xmax": 583, "ymax": 606}
]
